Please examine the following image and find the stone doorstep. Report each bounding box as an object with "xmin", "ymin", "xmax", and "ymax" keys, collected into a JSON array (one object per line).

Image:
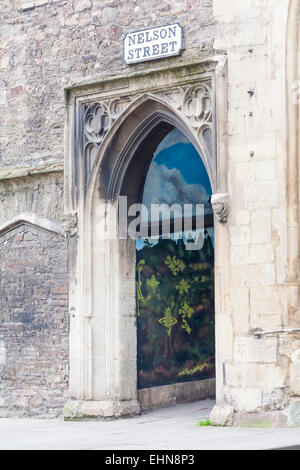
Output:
[
  {"xmin": 64, "ymin": 378, "xmax": 216, "ymax": 420},
  {"xmin": 210, "ymin": 399, "xmax": 300, "ymax": 428},
  {"xmin": 64, "ymin": 399, "xmax": 141, "ymax": 421}
]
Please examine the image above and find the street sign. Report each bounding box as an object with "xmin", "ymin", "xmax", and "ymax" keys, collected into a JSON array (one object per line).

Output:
[{"xmin": 124, "ymin": 23, "xmax": 183, "ymax": 65}]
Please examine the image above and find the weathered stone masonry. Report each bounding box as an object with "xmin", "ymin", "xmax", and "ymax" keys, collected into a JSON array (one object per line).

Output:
[
  {"xmin": 0, "ymin": 223, "xmax": 68, "ymax": 418},
  {"xmin": 2, "ymin": 0, "xmax": 300, "ymax": 426},
  {"xmin": 0, "ymin": 0, "xmax": 216, "ymax": 418},
  {"xmin": 0, "ymin": 0, "xmax": 215, "ymax": 169}
]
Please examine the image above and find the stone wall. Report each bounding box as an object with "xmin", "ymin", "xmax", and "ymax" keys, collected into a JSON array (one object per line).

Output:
[
  {"xmin": 2, "ymin": 0, "xmax": 299, "ymax": 424},
  {"xmin": 0, "ymin": 0, "xmax": 216, "ymax": 169},
  {"xmin": 0, "ymin": 0, "xmax": 216, "ymax": 417},
  {"xmin": 0, "ymin": 172, "xmax": 64, "ymax": 225},
  {"xmin": 0, "ymin": 170, "xmax": 67, "ymax": 417},
  {"xmin": 212, "ymin": 0, "xmax": 300, "ymax": 425},
  {"xmin": 0, "ymin": 223, "xmax": 68, "ymax": 417}
]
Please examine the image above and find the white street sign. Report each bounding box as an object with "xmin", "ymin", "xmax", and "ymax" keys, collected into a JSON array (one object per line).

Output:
[{"xmin": 124, "ymin": 23, "xmax": 183, "ymax": 65}]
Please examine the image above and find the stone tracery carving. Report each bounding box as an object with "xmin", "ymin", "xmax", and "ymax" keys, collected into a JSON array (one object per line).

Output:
[
  {"xmin": 82, "ymin": 82, "xmax": 213, "ymax": 189},
  {"xmin": 159, "ymin": 83, "xmax": 212, "ymax": 135},
  {"xmin": 83, "ymin": 98, "xmax": 131, "ymax": 185},
  {"xmin": 84, "ymin": 103, "xmax": 112, "ymax": 144},
  {"xmin": 210, "ymin": 193, "xmax": 229, "ymax": 224}
]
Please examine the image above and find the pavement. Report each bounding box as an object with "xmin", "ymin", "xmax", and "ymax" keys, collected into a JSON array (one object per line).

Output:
[{"xmin": 0, "ymin": 400, "xmax": 300, "ymax": 450}]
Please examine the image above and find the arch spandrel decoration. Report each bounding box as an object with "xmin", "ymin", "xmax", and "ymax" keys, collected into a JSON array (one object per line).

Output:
[{"xmin": 81, "ymin": 82, "xmax": 215, "ymax": 197}]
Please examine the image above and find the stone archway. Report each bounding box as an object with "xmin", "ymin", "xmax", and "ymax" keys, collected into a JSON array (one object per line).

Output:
[{"xmin": 64, "ymin": 60, "xmax": 229, "ymax": 419}]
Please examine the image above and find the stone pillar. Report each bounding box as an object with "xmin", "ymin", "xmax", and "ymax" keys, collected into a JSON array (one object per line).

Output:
[
  {"xmin": 64, "ymin": 200, "xmax": 141, "ymax": 420},
  {"xmin": 210, "ymin": 0, "xmax": 300, "ymax": 427}
]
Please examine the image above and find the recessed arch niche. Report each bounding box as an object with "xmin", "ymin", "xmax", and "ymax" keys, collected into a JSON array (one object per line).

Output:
[{"xmin": 64, "ymin": 60, "xmax": 229, "ymax": 419}]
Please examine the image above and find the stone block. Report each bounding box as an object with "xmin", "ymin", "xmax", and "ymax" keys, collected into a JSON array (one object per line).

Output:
[
  {"xmin": 138, "ymin": 379, "xmax": 215, "ymax": 411},
  {"xmin": 232, "ymin": 287, "xmax": 250, "ymax": 333},
  {"xmin": 10, "ymin": 86, "xmax": 24, "ymax": 98},
  {"xmin": 74, "ymin": 0, "xmax": 91, "ymax": 12},
  {"xmin": 290, "ymin": 362, "xmax": 300, "ymax": 395},
  {"xmin": 234, "ymin": 336, "xmax": 278, "ymax": 363},
  {"xmin": 102, "ymin": 6, "xmax": 117, "ymax": 23},
  {"xmin": 236, "ymin": 210, "xmax": 250, "ymax": 225},
  {"xmin": 226, "ymin": 363, "xmax": 286, "ymax": 393},
  {"xmin": 138, "ymin": 385, "xmax": 176, "ymax": 411},
  {"xmin": 244, "ymin": 181, "xmax": 280, "ymax": 208},
  {"xmin": 0, "ymin": 342, "xmax": 6, "ymax": 365},
  {"xmin": 231, "ymin": 245, "xmax": 249, "ymax": 265},
  {"xmin": 234, "ymin": 410, "xmax": 287, "ymax": 428},
  {"xmin": 231, "ymin": 388, "xmax": 262, "ymax": 412},
  {"xmin": 217, "ymin": 315, "xmax": 234, "ymax": 360},
  {"xmin": 250, "ymin": 313, "xmax": 282, "ymax": 331},
  {"xmin": 210, "ymin": 404, "xmax": 234, "ymax": 427},
  {"xmin": 250, "ymin": 286, "xmax": 282, "ymax": 316},
  {"xmin": 260, "ymin": 264, "xmax": 276, "ymax": 286},
  {"xmin": 248, "ymin": 244, "xmax": 274, "ymax": 264},
  {"xmin": 230, "ymin": 225, "xmax": 251, "ymax": 246},
  {"xmin": 256, "ymin": 160, "xmax": 276, "ymax": 180},
  {"xmin": 64, "ymin": 400, "xmax": 140, "ymax": 420},
  {"xmin": 235, "ymin": 161, "xmax": 255, "ymax": 181},
  {"xmin": 21, "ymin": 0, "xmax": 48, "ymax": 11},
  {"xmin": 251, "ymin": 209, "xmax": 271, "ymax": 244},
  {"xmin": 287, "ymin": 399, "xmax": 300, "ymax": 427}
]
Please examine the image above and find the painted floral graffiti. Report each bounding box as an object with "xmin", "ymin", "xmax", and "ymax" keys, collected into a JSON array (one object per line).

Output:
[{"xmin": 136, "ymin": 234, "xmax": 215, "ymax": 389}]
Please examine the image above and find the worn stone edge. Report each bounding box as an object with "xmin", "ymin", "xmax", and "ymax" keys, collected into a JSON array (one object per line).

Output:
[
  {"xmin": 211, "ymin": 399, "xmax": 300, "ymax": 428},
  {"xmin": 0, "ymin": 162, "xmax": 64, "ymax": 182},
  {"xmin": 64, "ymin": 400, "xmax": 141, "ymax": 421},
  {"xmin": 65, "ymin": 55, "xmax": 226, "ymax": 97},
  {"xmin": 0, "ymin": 212, "xmax": 64, "ymax": 237},
  {"xmin": 138, "ymin": 378, "xmax": 216, "ymax": 411}
]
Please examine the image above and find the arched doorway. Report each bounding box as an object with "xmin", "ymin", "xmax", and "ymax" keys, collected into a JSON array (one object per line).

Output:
[
  {"xmin": 133, "ymin": 126, "xmax": 215, "ymax": 395},
  {"xmin": 64, "ymin": 57, "xmax": 230, "ymax": 419}
]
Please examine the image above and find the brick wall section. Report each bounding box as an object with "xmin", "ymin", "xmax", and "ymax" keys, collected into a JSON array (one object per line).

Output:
[
  {"xmin": 0, "ymin": 0, "xmax": 215, "ymax": 168},
  {"xmin": 0, "ymin": 224, "xmax": 69, "ymax": 418}
]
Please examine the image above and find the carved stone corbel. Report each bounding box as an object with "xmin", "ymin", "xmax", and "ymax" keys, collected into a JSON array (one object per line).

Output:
[
  {"xmin": 211, "ymin": 193, "xmax": 229, "ymax": 224},
  {"xmin": 61, "ymin": 211, "xmax": 78, "ymax": 237}
]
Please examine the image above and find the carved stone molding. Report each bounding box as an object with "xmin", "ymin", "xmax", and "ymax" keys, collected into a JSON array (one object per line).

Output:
[
  {"xmin": 211, "ymin": 193, "xmax": 229, "ymax": 224},
  {"xmin": 82, "ymin": 82, "xmax": 213, "ymax": 190},
  {"xmin": 157, "ymin": 83, "xmax": 212, "ymax": 137},
  {"xmin": 61, "ymin": 211, "xmax": 78, "ymax": 237},
  {"xmin": 83, "ymin": 98, "xmax": 132, "ymax": 182}
]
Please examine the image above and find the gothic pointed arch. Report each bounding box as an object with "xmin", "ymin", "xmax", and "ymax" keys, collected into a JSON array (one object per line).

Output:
[{"xmin": 84, "ymin": 89, "xmax": 216, "ymax": 209}]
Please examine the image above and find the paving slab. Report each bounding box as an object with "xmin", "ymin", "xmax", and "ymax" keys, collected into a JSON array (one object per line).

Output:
[{"xmin": 0, "ymin": 400, "xmax": 300, "ymax": 450}]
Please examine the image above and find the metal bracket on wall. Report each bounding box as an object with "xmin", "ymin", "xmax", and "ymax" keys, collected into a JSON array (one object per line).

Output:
[{"xmin": 252, "ymin": 328, "xmax": 300, "ymax": 339}]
